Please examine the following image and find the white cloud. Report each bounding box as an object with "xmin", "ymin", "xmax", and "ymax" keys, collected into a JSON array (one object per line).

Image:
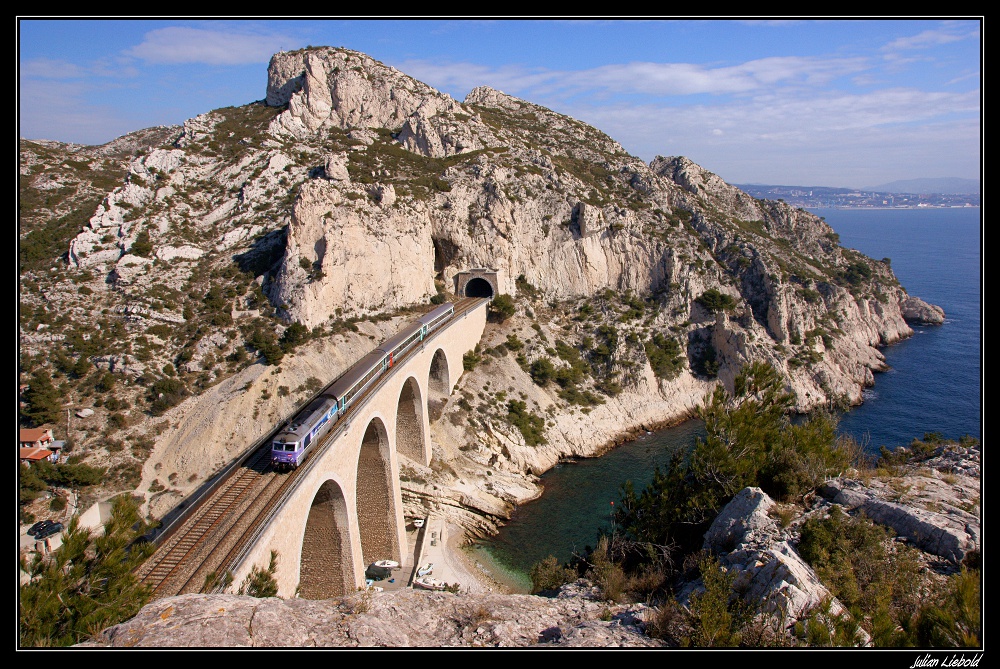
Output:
[
  {"xmin": 19, "ymin": 58, "xmax": 88, "ymax": 80},
  {"xmin": 882, "ymin": 25, "xmax": 975, "ymax": 52},
  {"xmin": 19, "ymin": 78, "xmax": 130, "ymax": 145},
  {"xmin": 398, "ymin": 59, "xmax": 554, "ymax": 99},
  {"xmin": 405, "ymin": 54, "xmax": 870, "ymax": 102},
  {"xmin": 127, "ymin": 27, "xmax": 296, "ymax": 65},
  {"xmin": 560, "ymin": 86, "xmax": 980, "ymax": 184}
]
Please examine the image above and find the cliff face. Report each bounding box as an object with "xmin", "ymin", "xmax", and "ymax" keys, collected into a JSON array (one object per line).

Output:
[
  {"xmin": 21, "ymin": 44, "xmax": 944, "ymax": 536},
  {"xmin": 259, "ymin": 47, "xmax": 931, "ymax": 410}
]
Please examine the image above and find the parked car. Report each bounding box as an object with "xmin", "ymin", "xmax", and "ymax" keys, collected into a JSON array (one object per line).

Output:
[
  {"xmin": 26, "ymin": 520, "xmax": 54, "ymax": 537},
  {"xmin": 34, "ymin": 522, "xmax": 64, "ymax": 540}
]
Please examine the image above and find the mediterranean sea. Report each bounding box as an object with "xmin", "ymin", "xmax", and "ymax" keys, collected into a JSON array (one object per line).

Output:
[{"xmin": 471, "ymin": 206, "xmax": 982, "ymax": 593}]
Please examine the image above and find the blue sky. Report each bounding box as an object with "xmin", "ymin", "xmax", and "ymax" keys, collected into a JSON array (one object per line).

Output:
[{"xmin": 18, "ymin": 18, "xmax": 981, "ymax": 189}]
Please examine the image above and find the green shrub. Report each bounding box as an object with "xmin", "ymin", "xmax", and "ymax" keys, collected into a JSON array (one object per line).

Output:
[
  {"xmin": 21, "ymin": 370, "xmax": 63, "ymax": 427},
  {"xmin": 616, "ymin": 362, "xmax": 853, "ymax": 555},
  {"xmin": 529, "ymin": 555, "xmax": 577, "ymax": 594},
  {"xmin": 686, "ymin": 555, "xmax": 746, "ymax": 647},
  {"xmin": 130, "ymin": 229, "xmax": 153, "ymax": 258},
  {"xmin": 488, "ymin": 294, "xmax": 516, "ymax": 322},
  {"xmin": 585, "ymin": 536, "xmax": 627, "ymax": 603},
  {"xmin": 19, "ymin": 496, "xmax": 155, "ymax": 647},
  {"xmin": 463, "ymin": 350, "xmax": 481, "ymax": 372},
  {"xmin": 506, "ymin": 400, "xmax": 546, "ymax": 446},
  {"xmin": 645, "ymin": 333, "xmax": 685, "ymax": 380},
  {"xmin": 148, "ymin": 377, "xmax": 188, "ymax": 416},
  {"xmin": 693, "ymin": 343, "xmax": 719, "ymax": 377},
  {"xmin": 696, "ymin": 289, "xmax": 737, "ymax": 314},
  {"xmin": 529, "ymin": 357, "xmax": 555, "ymax": 386},
  {"xmin": 236, "ymin": 551, "xmax": 280, "ymax": 598}
]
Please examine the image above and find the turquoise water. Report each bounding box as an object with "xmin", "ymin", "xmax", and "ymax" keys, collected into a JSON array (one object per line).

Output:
[{"xmin": 474, "ymin": 207, "xmax": 982, "ymax": 591}]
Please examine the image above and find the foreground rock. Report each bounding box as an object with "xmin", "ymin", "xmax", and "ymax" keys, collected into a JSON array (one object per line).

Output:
[
  {"xmin": 675, "ymin": 440, "xmax": 979, "ymax": 644},
  {"xmin": 817, "ymin": 442, "xmax": 980, "ymax": 564},
  {"xmin": 80, "ymin": 585, "xmax": 662, "ymax": 648},
  {"xmin": 699, "ymin": 488, "xmax": 853, "ymax": 622}
]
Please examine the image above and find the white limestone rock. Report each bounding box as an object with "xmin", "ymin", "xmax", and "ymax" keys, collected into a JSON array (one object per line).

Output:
[
  {"xmin": 110, "ymin": 253, "xmax": 154, "ymax": 286},
  {"xmin": 80, "ymin": 587, "xmax": 663, "ymax": 648},
  {"xmin": 697, "ymin": 487, "xmax": 865, "ymax": 642},
  {"xmin": 267, "ymin": 47, "xmax": 461, "ymax": 139},
  {"xmin": 900, "ymin": 295, "xmax": 946, "ymax": 324},
  {"xmin": 817, "ymin": 459, "xmax": 980, "ymax": 565},
  {"xmin": 156, "ymin": 245, "xmax": 204, "ymax": 262},
  {"xmin": 323, "ymin": 153, "xmax": 350, "ymax": 181},
  {"xmin": 269, "ymin": 179, "xmax": 436, "ymax": 327}
]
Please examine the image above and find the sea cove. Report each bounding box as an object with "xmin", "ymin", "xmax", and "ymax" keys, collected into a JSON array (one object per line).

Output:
[{"xmin": 475, "ymin": 206, "xmax": 982, "ymax": 588}]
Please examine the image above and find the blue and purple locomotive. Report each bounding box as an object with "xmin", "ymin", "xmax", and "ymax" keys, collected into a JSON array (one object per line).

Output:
[{"xmin": 270, "ymin": 302, "xmax": 455, "ymax": 472}]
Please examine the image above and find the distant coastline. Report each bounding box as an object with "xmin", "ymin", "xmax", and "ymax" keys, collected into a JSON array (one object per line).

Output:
[
  {"xmin": 734, "ymin": 183, "xmax": 979, "ymax": 211},
  {"xmin": 817, "ymin": 204, "xmax": 980, "ymax": 211}
]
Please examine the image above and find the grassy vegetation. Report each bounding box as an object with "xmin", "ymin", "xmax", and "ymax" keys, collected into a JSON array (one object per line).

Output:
[
  {"xmin": 644, "ymin": 333, "xmax": 685, "ymax": 380},
  {"xmin": 695, "ymin": 288, "xmax": 737, "ymax": 314}
]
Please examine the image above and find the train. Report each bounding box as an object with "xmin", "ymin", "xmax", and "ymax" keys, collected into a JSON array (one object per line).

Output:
[{"xmin": 270, "ymin": 302, "xmax": 455, "ymax": 472}]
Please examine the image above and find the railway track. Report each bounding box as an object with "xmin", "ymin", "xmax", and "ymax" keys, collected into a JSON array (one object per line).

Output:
[{"xmin": 135, "ymin": 297, "xmax": 487, "ymax": 598}]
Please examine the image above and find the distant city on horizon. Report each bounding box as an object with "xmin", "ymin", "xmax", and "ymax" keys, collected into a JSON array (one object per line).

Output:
[{"xmin": 735, "ymin": 180, "xmax": 980, "ymax": 210}]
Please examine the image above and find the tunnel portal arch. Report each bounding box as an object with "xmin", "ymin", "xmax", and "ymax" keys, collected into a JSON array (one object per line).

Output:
[{"xmin": 455, "ymin": 268, "xmax": 498, "ymax": 299}]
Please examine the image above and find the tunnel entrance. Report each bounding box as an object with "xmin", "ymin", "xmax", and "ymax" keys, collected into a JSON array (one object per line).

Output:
[
  {"xmin": 464, "ymin": 277, "xmax": 495, "ymax": 298},
  {"xmin": 455, "ymin": 268, "xmax": 499, "ymax": 299}
]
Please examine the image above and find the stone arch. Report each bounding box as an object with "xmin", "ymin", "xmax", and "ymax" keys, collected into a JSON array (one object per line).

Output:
[
  {"xmin": 355, "ymin": 417, "xmax": 399, "ymax": 565},
  {"xmin": 464, "ymin": 276, "xmax": 495, "ymax": 298},
  {"xmin": 298, "ymin": 478, "xmax": 354, "ymax": 599},
  {"xmin": 395, "ymin": 376, "xmax": 426, "ymax": 463},
  {"xmin": 426, "ymin": 348, "xmax": 451, "ymax": 423}
]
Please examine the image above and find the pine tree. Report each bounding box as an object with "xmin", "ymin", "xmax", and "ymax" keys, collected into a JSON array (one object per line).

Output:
[
  {"xmin": 21, "ymin": 370, "xmax": 63, "ymax": 427},
  {"xmin": 237, "ymin": 550, "xmax": 279, "ymax": 598},
  {"xmin": 19, "ymin": 495, "xmax": 155, "ymax": 647}
]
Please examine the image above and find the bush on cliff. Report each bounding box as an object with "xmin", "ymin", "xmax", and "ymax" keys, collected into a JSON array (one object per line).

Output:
[
  {"xmin": 797, "ymin": 506, "xmax": 981, "ymax": 648},
  {"xmin": 488, "ymin": 294, "xmax": 516, "ymax": 322}
]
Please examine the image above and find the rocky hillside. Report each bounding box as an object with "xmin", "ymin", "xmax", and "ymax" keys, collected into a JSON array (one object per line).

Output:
[
  {"xmin": 19, "ymin": 45, "xmax": 944, "ymax": 530},
  {"xmin": 79, "ymin": 439, "xmax": 979, "ymax": 648}
]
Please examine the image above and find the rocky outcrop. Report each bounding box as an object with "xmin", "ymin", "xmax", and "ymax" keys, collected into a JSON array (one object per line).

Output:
[
  {"xmin": 268, "ymin": 179, "xmax": 437, "ymax": 325},
  {"xmin": 79, "ymin": 586, "xmax": 663, "ymax": 648},
  {"xmin": 53, "ymin": 44, "xmax": 943, "ymax": 416},
  {"xmin": 82, "ymin": 443, "xmax": 979, "ymax": 648},
  {"xmin": 266, "ymin": 48, "xmax": 466, "ymax": 141},
  {"xmin": 900, "ymin": 295, "xmax": 947, "ymax": 325},
  {"xmin": 25, "ymin": 45, "xmax": 956, "ymax": 611},
  {"xmin": 697, "ymin": 488, "xmax": 853, "ymax": 628},
  {"xmin": 817, "ymin": 442, "xmax": 980, "ymax": 565}
]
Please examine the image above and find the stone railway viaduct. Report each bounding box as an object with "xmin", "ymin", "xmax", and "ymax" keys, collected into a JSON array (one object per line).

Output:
[{"xmin": 228, "ymin": 299, "xmax": 488, "ymax": 599}]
